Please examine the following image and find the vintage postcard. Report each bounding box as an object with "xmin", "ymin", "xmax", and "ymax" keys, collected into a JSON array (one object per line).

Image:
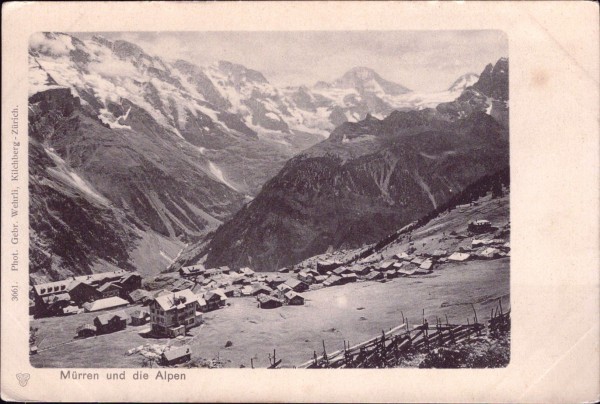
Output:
[{"xmin": 2, "ymin": 1, "xmax": 598, "ymax": 402}]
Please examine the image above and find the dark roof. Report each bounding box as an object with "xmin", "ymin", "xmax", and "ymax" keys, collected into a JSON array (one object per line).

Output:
[{"xmin": 95, "ymin": 311, "xmax": 128, "ymax": 325}]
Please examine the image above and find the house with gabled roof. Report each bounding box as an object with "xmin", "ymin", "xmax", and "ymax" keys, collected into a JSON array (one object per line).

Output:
[
  {"xmin": 267, "ymin": 275, "xmax": 286, "ymax": 289},
  {"xmin": 333, "ymin": 266, "xmax": 353, "ymax": 276},
  {"xmin": 316, "ymin": 259, "xmax": 343, "ymax": 274},
  {"xmin": 161, "ymin": 345, "xmax": 192, "ymax": 366},
  {"xmin": 69, "ymin": 281, "xmax": 102, "ymax": 306},
  {"xmin": 257, "ymin": 294, "xmax": 283, "ymax": 309},
  {"xmin": 149, "ymin": 289, "xmax": 198, "ymax": 337},
  {"xmin": 83, "ymin": 296, "xmax": 129, "ymax": 312},
  {"xmin": 284, "ymin": 291, "xmax": 305, "ymax": 305},
  {"xmin": 179, "ymin": 265, "xmax": 204, "ymax": 278},
  {"xmin": 252, "ymin": 284, "xmax": 274, "ymax": 297},
  {"xmin": 323, "ymin": 275, "xmax": 343, "ymax": 287},
  {"xmin": 93, "ymin": 311, "xmax": 128, "ymax": 334},
  {"xmin": 204, "ymin": 289, "xmax": 228, "ymax": 311},
  {"xmin": 130, "ymin": 309, "xmax": 150, "ymax": 326},
  {"xmin": 97, "ymin": 282, "xmax": 122, "ymax": 299},
  {"xmin": 284, "ymin": 278, "xmax": 309, "ymax": 292}
]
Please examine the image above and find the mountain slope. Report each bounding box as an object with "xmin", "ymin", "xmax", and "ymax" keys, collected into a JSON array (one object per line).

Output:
[
  {"xmin": 29, "ymin": 32, "xmax": 325, "ymax": 196},
  {"xmin": 283, "ymin": 68, "xmax": 481, "ymax": 127},
  {"xmin": 28, "ymin": 87, "xmax": 248, "ymax": 282},
  {"xmin": 179, "ymin": 58, "xmax": 509, "ymax": 271}
]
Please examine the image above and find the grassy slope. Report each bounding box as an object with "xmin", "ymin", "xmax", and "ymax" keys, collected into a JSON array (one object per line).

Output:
[{"xmin": 30, "ymin": 192, "xmax": 509, "ymax": 368}]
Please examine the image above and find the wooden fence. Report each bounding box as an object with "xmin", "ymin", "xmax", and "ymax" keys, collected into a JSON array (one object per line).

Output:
[{"xmin": 267, "ymin": 299, "xmax": 510, "ymax": 369}]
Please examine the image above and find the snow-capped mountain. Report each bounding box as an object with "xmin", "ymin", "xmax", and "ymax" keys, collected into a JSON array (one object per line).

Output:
[
  {"xmin": 28, "ymin": 31, "xmax": 504, "ymax": 281},
  {"xmin": 282, "ymin": 68, "xmax": 482, "ymax": 128}
]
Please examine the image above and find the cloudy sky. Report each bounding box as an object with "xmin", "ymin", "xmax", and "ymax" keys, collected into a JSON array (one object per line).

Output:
[{"xmin": 73, "ymin": 31, "xmax": 507, "ymax": 92}]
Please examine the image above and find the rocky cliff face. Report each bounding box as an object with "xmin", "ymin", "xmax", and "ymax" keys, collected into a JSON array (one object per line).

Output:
[{"xmin": 28, "ymin": 87, "xmax": 247, "ymax": 282}]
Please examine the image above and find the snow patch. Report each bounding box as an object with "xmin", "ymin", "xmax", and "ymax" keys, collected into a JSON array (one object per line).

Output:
[
  {"xmin": 98, "ymin": 108, "xmax": 132, "ymax": 130},
  {"xmin": 265, "ymin": 112, "xmax": 280, "ymax": 121},
  {"xmin": 44, "ymin": 147, "xmax": 111, "ymax": 206},
  {"xmin": 208, "ymin": 161, "xmax": 239, "ymax": 191},
  {"xmin": 159, "ymin": 250, "xmax": 173, "ymax": 263}
]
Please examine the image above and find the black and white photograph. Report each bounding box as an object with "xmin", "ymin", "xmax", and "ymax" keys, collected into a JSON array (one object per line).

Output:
[
  {"xmin": 27, "ymin": 30, "xmax": 511, "ymax": 369},
  {"xmin": 2, "ymin": 2, "xmax": 599, "ymax": 403}
]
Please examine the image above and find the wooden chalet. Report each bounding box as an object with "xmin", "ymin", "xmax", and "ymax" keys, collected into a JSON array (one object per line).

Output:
[
  {"xmin": 97, "ymin": 282, "xmax": 122, "ymax": 299},
  {"xmin": 252, "ymin": 284, "xmax": 274, "ymax": 296},
  {"xmin": 179, "ymin": 265, "xmax": 204, "ymax": 278},
  {"xmin": 284, "ymin": 291, "xmax": 305, "ymax": 305},
  {"xmin": 128, "ymin": 289, "xmax": 154, "ymax": 305},
  {"xmin": 297, "ymin": 271, "xmax": 315, "ymax": 284},
  {"xmin": 316, "ymin": 259, "xmax": 343, "ymax": 274},
  {"xmin": 161, "ymin": 345, "xmax": 192, "ymax": 366},
  {"xmin": 267, "ymin": 276, "xmax": 286, "ymax": 289},
  {"xmin": 284, "ymin": 278, "xmax": 309, "ymax": 292},
  {"xmin": 195, "ymin": 297, "xmax": 208, "ymax": 313},
  {"xmin": 419, "ymin": 259, "xmax": 433, "ymax": 271},
  {"xmin": 204, "ymin": 289, "xmax": 227, "ymax": 311},
  {"xmin": 333, "ymin": 266, "xmax": 352, "ymax": 276},
  {"xmin": 257, "ymin": 294, "xmax": 283, "ymax": 309},
  {"xmin": 239, "ymin": 267, "xmax": 255, "ymax": 277},
  {"xmin": 93, "ymin": 311, "xmax": 128, "ymax": 334},
  {"xmin": 468, "ymin": 219, "xmax": 492, "ymax": 234},
  {"xmin": 448, "ymin": 252, "xmax": 471, "ymax": 262},
  {"xmin": 76, "ymin": 324, "xmax": 96, "ymax": 338},
  {"xmin": 314, "ymin": 275, "xmax": 328, "ymax": 284},
  {"xmin": 69, "ymin": 281, "xmax": 102, "ymax": 306},
  {"xmin": 323, "ymin": 275, "xmax": 343, "ymax": 287},
  {"xmin": 349, "ymin": 265, "xmax": 370, "ymax": 276},
  {"xmin": 130, "ymin": 309, "xmax": 150, "ymax": 326},
  {"xmin": 83, "ymin": 296, "xmax": 129, "ymax": 312}
]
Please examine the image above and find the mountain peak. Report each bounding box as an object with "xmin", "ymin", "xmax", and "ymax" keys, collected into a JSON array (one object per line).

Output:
[
  {"xmin": 344, "ymin": 66, "xmax": 378, "ymax": 80},
  {"xmin": 330, "ymin": 67, "xmax": 410, "ymax": 96},
  {"xmin": 471, "ymin": 57, "xmax": 508, "ymax": 101},
  {"xmin": 447, "ymin": 73, "xmax": 480, "ymax": 92},
  {"xmin": 216, "ymin": 60, "xmax": 269, "ymax": 84}
]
